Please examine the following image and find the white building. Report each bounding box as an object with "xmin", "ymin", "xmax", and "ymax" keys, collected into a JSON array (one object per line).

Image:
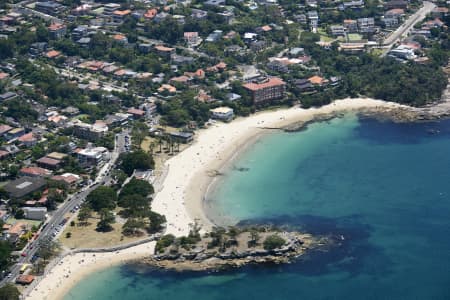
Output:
[
  {"xmin": 77, "ymin": 146, "xmax": 109, "ymax": 168},
  {"xmin": 389, "ymin": 45, "xmax": 416, "ymax": 60},
  {"xmin": 210, "ymin": 107, "xmax": 234, "ymax": 122},
  {"xmin": 23, "ymin": 207, "xmax": 47, "ymax": 221}
]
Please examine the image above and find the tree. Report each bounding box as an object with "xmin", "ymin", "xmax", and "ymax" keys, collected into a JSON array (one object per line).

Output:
[
  {"xmin": 122, "ymin": 218, "xmax": 146, "ymax": 236},
  {"xmin": 118, "ymin": 194, "xmax": 149, "ymax": 217},
  {"xmin": 119, "ymin": 150, "xmax": 155, "ymax": 176},
  {"xmin": 147, "ymin": 211, "xmax": 166, "ymax": 233},
  {"xmin": 77, "ymin": 205, "xmax": 92, "ymax": 226},
  {"xmin": 263, "ymin": 234, "xmax": 286, "ymax": 250},
  {"xmin": 86, "ymin": 186, "xmax": 117, "ymax": 212},
  {"xmin": 96, "ymin": 209, "xmax": 115, "ymax": 232},
  {"xmin": 119, "ymin": 178, "xmax": 154, "ymax": 200},
  {"xmin": 14, "ymin": 209, "xmax": 24, "ymax": 219},
  {"xmin": 0, "ymin": 241, "xmax": 12, "ymax": 272},
  {"xmin": 0, "ymin": 284, "xmax": 20, "ymax": 300},
  {"xmin": 37, "ymin": 239, "xmax": 60, "ymax": 263},
  {"xmin": 65, "ymin": 232, "xmax": 72, "ymax": 238}
]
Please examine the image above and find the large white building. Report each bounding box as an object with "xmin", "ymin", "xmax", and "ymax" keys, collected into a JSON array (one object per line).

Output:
[{"xmin": 77, "ymin": 146, "xmax": 109, "ymax": 168}]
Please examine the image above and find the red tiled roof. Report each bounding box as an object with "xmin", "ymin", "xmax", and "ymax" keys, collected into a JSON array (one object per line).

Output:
[
  {"xmin": 113, "ymin": 9, "xmax": 131, "ymax": 16},
  {"xmin": 154, "ymin": 45, "xmax": 174, "ymax": 52},
  {"xmin": 37, "ymin": 157, "xmax": 60, "ymax": 166},
  {"xmin": 243, "ymin": 77, "xmax": 286, "ymax": 91},
  {"xmin": 18, "ymin": 132, "xmax": 36, "ymax": 142},
  {"xmin": 127, "ymin": 108, "xmax": 145, "ymax": 116},
  {"xmin": 48, "ymin": 23, "xmax": 65, "ymax": 31},
  {"xmin": 20, "ymin": 167, "xmax": 51, "ymax": 176},
  {"xmin": 144, "ymin": 8, "xmax": 158, "ymax": 19}
]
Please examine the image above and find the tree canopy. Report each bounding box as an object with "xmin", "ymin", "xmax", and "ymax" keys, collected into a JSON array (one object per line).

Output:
[
  {"xmin": 119, "ymin": 150, "xmax": 155, "ymax": 176},
  {"xmin": 86, "ymin": 186, "xmax": 117, "ymax": 212}
]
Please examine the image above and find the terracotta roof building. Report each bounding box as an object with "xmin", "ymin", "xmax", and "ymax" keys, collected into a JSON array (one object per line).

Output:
[
  {"xmin": 243, "ymin": 77, "xmax": 286, "ymax": 105},
  {"xmin": 19, "ymin": 167, "xmax": 52, "ymax": 177}
]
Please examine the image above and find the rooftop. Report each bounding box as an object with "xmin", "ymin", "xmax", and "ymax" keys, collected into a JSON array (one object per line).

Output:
[
  {"xmin": 4, "ymin": 176, "xmax": 46, "ymax": 198},
  {"xmin": 243, "ymin": 77, "xmax": 286, "ymax": 91}
]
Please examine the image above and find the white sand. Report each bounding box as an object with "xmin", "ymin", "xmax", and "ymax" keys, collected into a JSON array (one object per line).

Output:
[
  {"xmin": 151, "ymin": 98, "xmax": 405, "ymax": 235},
  {"xmin": 25, "ymin": 241, "xmax": 155, "ymax": 300},
  {"xmin": 28, "ymin": 98, "xmax": 404, "ymax": 300}
]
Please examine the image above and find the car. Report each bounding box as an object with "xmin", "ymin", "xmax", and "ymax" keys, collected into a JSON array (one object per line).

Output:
[
  {"xmin": 6, "ymin": 273, "xmax": 12, "ymax": 278},
  {"xmin": 21, "ymin": 252, "xmax": 27, "ymax": 257}
]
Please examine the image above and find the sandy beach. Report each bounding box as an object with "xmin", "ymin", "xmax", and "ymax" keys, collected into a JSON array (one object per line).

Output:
[
  {"xmin": 27, "ymin": 97, "xmax": 405, "ymax": 300},
  {"xmin": 25, "ymin": 241, "xmax": 156, "ymax": 300},
  {"xmin": 150, "ymin": 97, "xmax": 405, "ymax": 235}
]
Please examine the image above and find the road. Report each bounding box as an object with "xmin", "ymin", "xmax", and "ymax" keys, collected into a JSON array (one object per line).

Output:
[
  {"xmin": 383, "ymin": 1, "xmax": 436, "ymax": 47},
  {"xmin": 0, "ymin": 131, "xmax": 130, "ymax": 287}
]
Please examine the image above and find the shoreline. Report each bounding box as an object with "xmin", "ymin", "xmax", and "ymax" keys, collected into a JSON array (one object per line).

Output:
[
  {"xmin": 152, "ymin": 98, "xmax": 409, "ymax": 234},
  {"xmin": 28, "ymin": 97, "xmax": 412, "ymax": 300},
  {"xmin": 25, "ymin": 241, "xmax": 156, "ymax": 300}
]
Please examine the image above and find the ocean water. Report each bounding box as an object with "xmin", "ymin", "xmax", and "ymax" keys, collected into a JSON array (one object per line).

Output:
[{"xmin": 65, "ymin": 115, "xmax": 450, "ymax": 300}]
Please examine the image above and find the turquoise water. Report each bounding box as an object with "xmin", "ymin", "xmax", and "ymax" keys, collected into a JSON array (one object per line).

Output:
[{"xmin": 65, "ymin": 115, "xmax": 450, "ymax": 300}]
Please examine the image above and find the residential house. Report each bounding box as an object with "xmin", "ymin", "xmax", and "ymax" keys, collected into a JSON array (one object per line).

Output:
[
  {"xmin": 342, "ymin": 0, "xmax": 364, "ymax": 9},
  {"xmin": 0, "ymin": 91, "xmax": 18, "ymax": 101},
  {"xmin": 36, "ymin": 156, "xmax": 61, "ymax": 170},
  {"xmin": 19, "ymin": 166, "xmax": 51, "ymax": 177},
  {"xmin": 330, "ymin": 25, "xmax": 346, "ymax": 36},
  {"xmin": 113, "ymin": 34, "xmax": 128, "ymax": 44},
  {"xmin": 294, "ymin": 78, "xmax": 314, "ymax": 92},
  {"xmin": 432, "ymin": 7, "xmax": 449, "ymax": 18},
  {"xmin": 17, "ymin": 132, "xmax": 38, "ymax": 147},
  {"xmin": 72, "ymin": 25, "xmax": 88, "ymax": 41},
  {"xmin": 5, "ymin": 127, "xmax": 25, "ymax": 140},
  {"xmin": 384, "ymin": 0, "xmax": 408, "ymax": 10},
  {"xmin": 357, "ymin": 17, "xmax": 375, "ymax": 33},
  {"xmin": 184, "ymin": 32, "xmax": 200, "ymax": 47},
  {"xmin": 144, "ymin": 8, "xmax": 158, "ymax": 20},
  {"xmin": 385, "ymin": 8, "xmax": 405, "ymax": 19},
  {"xmin": 138, "ymin": 43, "xmax": 152, "ymax": 54},
  {"xmin": 383, "ymin": 17, "xmax": 399, "ymax": 28},
  {"xmin": 344, "ymin": 19, "xmax": 358, "ymax": 32},
  {"xmin": 0, "ymin": 124, "xmax": 12, "ymax": 136},
  {"xmin": 45, "ymin": 50, "xmax": 61, "ymax": 59},
  {"xmin": 48, "ymin": 23, "xmax": 66, "ymax": 39},
  {"xmin": 206, "ymin": 30, "xmax": 223, "ymax": 42},
  {"xmin": 243, "ymin": 77, "xmax": 286, "ymax": 105},
  {"xmin": 51, "ymin": 173, "xmax": 81, "ymax": 188},
  {"xmin": 127, "ymin": 108, "xmax": 146, "ymax": 119},
  {"xmin": 154, "ymin": 12, "xmax": 169, "ymax": 23},
  {"xmin": 29, "ymin": 42, "xmax": 47, "ymax": 57},
  {"xmin": 35, "ymin": 1, "xmax": 65, "ymax": 15},
  {"xmin": 308, "ymin": 75, "xmax": 329, "ymax": 86},
  {"xmin": 191, "ymin": 9, "xmax": 208, "ymax": 19},
  {"xmin": 103, "ymin": 3, "xmax": 121, "ymax": 16},
  {"xmin": 154, "ymin": 45, "xmax": 175, "ymax": 57},
  {"xmin": 3, "ymin": 222, "xmax": 28, "ymax": 243},
  {"xmin": 307, "ymin": 11, "xmax": 319, "ymax": 29},
  {"xmin": 112, "ymin": 9, "xmax": 131, "ymax": 23}
]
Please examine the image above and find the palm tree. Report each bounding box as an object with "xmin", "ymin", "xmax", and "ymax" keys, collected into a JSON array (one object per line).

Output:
[{"xmin": 158, "ymin": 138, "xmax": 163, "ymax": 153}]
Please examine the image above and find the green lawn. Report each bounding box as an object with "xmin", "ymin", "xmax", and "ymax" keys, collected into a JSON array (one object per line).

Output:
[
  {"xmin": 6, "ymin": 217, "xmax": 42, "ymax": 228},
  {"xmin": 348, "ymin": 33, "xmax": 363, "ymax": 42}
]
